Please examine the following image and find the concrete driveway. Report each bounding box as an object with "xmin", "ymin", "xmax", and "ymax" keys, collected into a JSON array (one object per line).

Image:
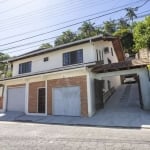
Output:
[
  {"xmin": 89, "ymin": 83, "xmax": 150, "ymax": 128},
  {"xmin": 0, "ymin": 84, "xmax": 150, "ymax": 128}
]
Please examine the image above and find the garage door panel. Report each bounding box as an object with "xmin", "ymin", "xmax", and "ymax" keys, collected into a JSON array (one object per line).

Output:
[
  {"xmin": 53, "ymin": 89, "xmax": 65, "ymax": 115},
  {"xmin": 7, "ymin": 87, "xmax": 25, "ymax": 112},
  {"xmin": 53, "ymin": 86, "xmax": 80, "ymax": 116},
  {"xmin": 66, "ymin": 87, "xmax": 80, "ymax": 115}
]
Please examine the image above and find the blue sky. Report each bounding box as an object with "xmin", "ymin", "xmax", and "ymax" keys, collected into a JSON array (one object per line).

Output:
[{"xmin": 0, "ymin": 0, "xmax": 149, "ymax": 56}]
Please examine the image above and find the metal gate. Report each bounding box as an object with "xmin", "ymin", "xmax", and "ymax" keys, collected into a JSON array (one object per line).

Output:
[{"xmin": 94, "ymin": 79, "xmax": 104, "ymax": 110}]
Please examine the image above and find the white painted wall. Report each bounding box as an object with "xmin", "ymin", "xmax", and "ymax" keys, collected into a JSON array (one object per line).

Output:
[
  {"xmin": 102, "ymin": 76, "xmax": 121, "ymax": 92},
  {"xmin": 12, "ymin": 43, "xmax": 95, "ymax": 76},
  {"xmin": 87, "ymin": 72, "xmax": 96, "ymax": 117},
  {"xmin": 93, "ymin": 41, "xmax": 119, "ymax": 64},
  {"xmin": 12, "ymin": 40, "xmax": 118, "ymax": 76},
  {"xmin": 138, "ymin": 68, "xmax": 150, "ymax": 110},
  {"xmin": 5, "ymin": 68, "xmax": 88, "ymax": 86},
  {"xmin": 93, "ymin": 41, "xmax": 120, "ymax": 92}
]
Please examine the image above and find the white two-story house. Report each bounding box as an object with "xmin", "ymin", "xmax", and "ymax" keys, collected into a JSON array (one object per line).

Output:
[{"xmin": 0, "ymin": 35, "xmax": 124, "ymax": 117}]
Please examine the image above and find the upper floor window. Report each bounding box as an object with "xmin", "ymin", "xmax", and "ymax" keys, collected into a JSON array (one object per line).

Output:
[
  {"xmin": 43, "ymin": 57, "xmax": 49, "ymax": 62},
  {"xmin": 104, "ymin": 47, "xmax": 109, "ymax": 54},
  {"xmin": 63, "ymin": 49, "xmax": 83, "ymax": 66},
  {"xmin": 111, "ymin": 48, "xmax": 113, "ymax": 56},
  {"xmin": 19, "ymin": 61, "xmax": 32, "ymax": 74}
]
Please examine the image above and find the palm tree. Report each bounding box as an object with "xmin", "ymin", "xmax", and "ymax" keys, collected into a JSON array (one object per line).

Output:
[
  {"xmin": 55, "ymin": 30, "xmax": 77, "ymax": 46},
  {"xmin": 103, "ymin": 20, "xmax": 117, "ymax": 35},
  {"xmin": 117, "ymin": 18, "xmax": 129, "ymax": 29},
  {"xmin": 125, "ymin": 7, "xmax": 138, "ymax": 31},
  {"xmin": 39, "ymin": 43, "xmax": 53, "ymax": 49},
  {"xmin": 78, "ymin": 21, "xmax": 98, "ymax": 38}
]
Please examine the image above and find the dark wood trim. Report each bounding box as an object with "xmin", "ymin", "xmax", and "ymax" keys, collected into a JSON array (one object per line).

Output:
[{"xmin": 91, "ymin": 60, "xmax": 147, "ymax": 73}]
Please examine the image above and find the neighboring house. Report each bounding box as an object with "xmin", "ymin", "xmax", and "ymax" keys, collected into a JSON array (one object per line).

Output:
[
  {"xmin": 0, "ymin": 35, "xmax": 124, "ymax": 117},
  {"xmin": 136, "ymin": 48, "xmax": 150, "ymax": 61}
]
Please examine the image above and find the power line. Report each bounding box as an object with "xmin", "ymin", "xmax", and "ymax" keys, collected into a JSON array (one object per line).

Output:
[
  {"xmin": 138, "ymin": 9, "xmax": 150, "ymax": 15},
  {"xmin": 4, "ymin": 10, "xmax": 150, "ymax": 52},
  {"xmin": 0, "ymin": 1, "xmax": 148, "ymax": 54},
  {"xmin": 137, "ymin": 0, "xmax": 150, "ymax": 8},
  {"xmin": 1, "ymin": 8, "xmax": 148, "ymax": 52},
  {"xmin": 94, "ymin": 10, "xmax": 150, "ymax": 27},
  {"xmin": 0, "ymin": 8, "xmax": 129, "ymax": 51},
  {"xmin": 0, "ymin": 0, "xmax": 117, "ymax": 31},
  {"xmin": 2, "ymin": 12, "xmax": 150, "ymax": 55},
  {"xmin": 0, "ymin": 0, "xmax": 107, "ymax": 23},
  {"xmin": 0, "ymin": 0, "xmax": 140, "ymax": 32},
  {"xmin": 0, "ymin": 36, "xmax": 58, "ymax": 52},
  {"xmin": 0, "ymin": 0, "xmax": 141, "ymax": 41},
  {"xmin": 0, "ymin": 1, "xmax": 109, "ymax": 30},
  {"xmin": 0, "ymin": 8, "xmax": 128, "ymax": 47},
  {"xmin": 136, "ymin": 12, "xmax": 150, "ymax": 19},
  {"xmin": 0, "ymin": 6, "xmax": 149, "ymax": 50},
  {"xmin": 0, "ymin": 0, "xmax": 35, "ymax": 15},
  {"xmin": 4, "ymin": 40, "xmax": 55, "ymax": 54}
]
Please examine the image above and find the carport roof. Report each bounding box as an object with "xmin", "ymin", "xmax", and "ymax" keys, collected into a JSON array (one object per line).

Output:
[{"xmin": 91, "ymin": 59, "xmax": 149, "ymax": 73}]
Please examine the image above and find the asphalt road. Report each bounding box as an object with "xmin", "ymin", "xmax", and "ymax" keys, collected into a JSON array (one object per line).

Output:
[{"xmin": 0, "ymin": 122, "xmax": 150, "ymax": 150}]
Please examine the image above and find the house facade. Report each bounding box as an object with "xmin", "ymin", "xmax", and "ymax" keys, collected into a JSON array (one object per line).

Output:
[{"xmin": 0, "ymin": 36, "xmax": 124, "ymax": 117}]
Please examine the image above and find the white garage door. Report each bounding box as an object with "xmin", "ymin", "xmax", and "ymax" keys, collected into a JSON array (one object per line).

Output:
[
  {"xmin": 7, "ymin": 86, "xmax": 25, "ymax": 112},
  {"xmin": 53, "ymin": 86, "xmax": 80, "ymax": 116}
]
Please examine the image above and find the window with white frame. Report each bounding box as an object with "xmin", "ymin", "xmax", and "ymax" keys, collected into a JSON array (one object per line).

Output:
[{"xmin": 19, "ymin": 61, "xmax": 32, "ymax": 74}]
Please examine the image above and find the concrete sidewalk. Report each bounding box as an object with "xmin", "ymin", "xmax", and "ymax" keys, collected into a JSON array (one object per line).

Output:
[
  {"xmin": 1, "ymin": 110, "xmax": 150, "ymax": 128},
  {"xmin": 1, "ymin": 84, "xmax": 150, "ymax": 128}
]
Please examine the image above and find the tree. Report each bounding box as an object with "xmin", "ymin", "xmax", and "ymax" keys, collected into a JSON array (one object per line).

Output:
[
  {"xmin": 103, "ymin": 20, "xmax": 117, "ymax": 35},
  {"xmin": 39, "ymin": 43, "xmax": 53, "ymax": 49},
  {"xmin": 125, "ymin": 7, "xmax": 137, "ymax": 31},
  {"xmin": 0, "ymin": 53, "xmax": 10, "ymax": 61},
  {"xmin": 114, "ymin": 29, "xmax": 134, "ymax": 54},
  {"xmin": 0, "ymin": 53, "xmax": 10, "ymax": 78},
  {"xmin": 54, "ymin": 30, "xmax": 77, "ymax": 46},
  {"xmin": 117, "ymin": 18, "xmax": 130, "ymax": 30},
  {"xmin": 78, "ymin": 21, "xmax": 101, "ymax": 39},
  {"xmin": 133, "ymin": 16, "xmax": 150, "ymax": 51}
]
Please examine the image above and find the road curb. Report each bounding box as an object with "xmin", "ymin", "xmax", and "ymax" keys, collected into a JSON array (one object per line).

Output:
[{"xmin": 1, "ymin": 120, "xmax": 150, "ymax": 129}]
